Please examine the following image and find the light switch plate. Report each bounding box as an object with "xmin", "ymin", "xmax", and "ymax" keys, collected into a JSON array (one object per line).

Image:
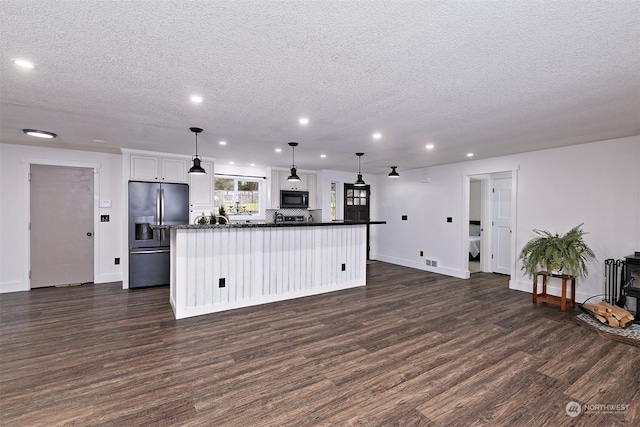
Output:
[{"xmin": 100, "ymin": 200, "xmax": 111, "ymax": 208}]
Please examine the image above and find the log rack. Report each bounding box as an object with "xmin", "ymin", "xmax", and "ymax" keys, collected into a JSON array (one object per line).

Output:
[{"xmin": 532, "ymin": 271, "xmax": 576, "ymax": 312}]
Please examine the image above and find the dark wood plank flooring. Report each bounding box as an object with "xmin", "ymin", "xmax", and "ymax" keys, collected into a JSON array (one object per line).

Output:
[{"xmin": 1, "ymin": 262, "xmax": 638, "ymax": 426}]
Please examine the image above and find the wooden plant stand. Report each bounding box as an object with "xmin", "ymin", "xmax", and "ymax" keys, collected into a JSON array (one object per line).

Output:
[{"xmin": 532, "ymin": 271, "xmax": 576, "ymax": 312}]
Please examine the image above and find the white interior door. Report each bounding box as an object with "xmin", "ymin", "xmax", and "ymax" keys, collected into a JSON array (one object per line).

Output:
[
  {"xmin": 30, "ymin": 165, "xmax": 94, "ymax": 288},
  {"xmin": 492, "ymin": 177, "xmax": 512, "ymax": 275}
]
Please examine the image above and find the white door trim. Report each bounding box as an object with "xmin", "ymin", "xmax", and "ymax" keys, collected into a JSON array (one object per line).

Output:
[
  {"xmin": 461, "ymin": 165, "xmax": 519, "ymax": 284},
  {"xmin": 21, "ymin": 158, "xmax": 102, "ymax": 291}
]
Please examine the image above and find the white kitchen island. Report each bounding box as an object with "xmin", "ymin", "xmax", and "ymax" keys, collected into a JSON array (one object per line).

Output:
[{"xmin": 169, "ymin": 221, "xmax": 384, "ymax": 319}]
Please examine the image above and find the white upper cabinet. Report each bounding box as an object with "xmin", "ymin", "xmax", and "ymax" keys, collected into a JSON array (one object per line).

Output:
[
  {"xmin": 130, "ymin": 154, "xmax": 188, "ymax": 183},
  {"xmin": 279, "ymin": 170, "xmax": 308, "ymax": 190},
  {"xmin": 307, "ymin": 173, "xmax": 317, "ymax": 210},
  {"xmin": 189, "ymin": 160, "xmax": 214, "ymax": 213},
  {"xmin": 161, "ymin": 157, "xmax": 189, "ymax": 183},
  {"xmin": 129, "ymin": 154, "xmax": 158, "ymax": 181}
]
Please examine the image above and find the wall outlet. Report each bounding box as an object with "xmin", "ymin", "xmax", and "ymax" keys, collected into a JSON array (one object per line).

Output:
[
  {"xmin": 446, "ymin": 217, "xmax": 452, "ymax": 223},
  {"xmin": 426, "ymin": 259, "xmax": 438, "ymax": 267},
  {"xmin": 402, "ymin": 215, "xmax": 408, "ymax": 220},
  {"xmin": 100, "ymin": 215, "xmax": 110, "ymax": 222},
  {"xmin": 420, "ymin": 251, "xmax": 423, "ymax": 257},
  {"xmin": 341, "ymin": 263, "xmax": 346, "ymax": 271},
  {"xmin": 114, "ymin": 257, "xmax": 120, "ymax": 265},
  {"xmin": 219, "ymin": 278, "xmax": 226, "ymax": 288}
]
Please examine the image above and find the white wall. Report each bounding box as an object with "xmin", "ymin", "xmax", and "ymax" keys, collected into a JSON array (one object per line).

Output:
[
  {"xmin": 370, "ymin": 136, "xmax": 640, "ymax": 303},
  {"xmin": 0, "ymin": 143, "xmax": 123, "ymax": 292}
]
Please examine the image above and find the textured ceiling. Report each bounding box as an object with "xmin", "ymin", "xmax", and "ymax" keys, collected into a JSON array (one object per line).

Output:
[{"xmin": 1, "ymin": 1, "xmax": 639, "ymax": 174}]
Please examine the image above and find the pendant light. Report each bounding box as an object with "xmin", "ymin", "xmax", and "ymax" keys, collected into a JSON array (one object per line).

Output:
[
  {"xmin": 287, "ymin": 142, "xmax": 301, "ymax": 182},
  {"xmin": 354, "ymin": 152, "xmax": 366, "ymax": 186},
  {"xmin": 188, "ymin": 127, "xmax": 206, "ymax": 175},
  {"xmin": 388, "ymin": 166, "xmax": 400, "ymax": 178}
]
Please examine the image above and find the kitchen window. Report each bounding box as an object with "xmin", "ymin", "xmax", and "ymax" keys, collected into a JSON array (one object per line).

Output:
[{"xmin": 214, "ymin": 176, "xmax": 262, "ymax": 217}]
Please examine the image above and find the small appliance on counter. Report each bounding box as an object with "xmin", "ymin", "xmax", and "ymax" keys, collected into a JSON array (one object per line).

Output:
[{"xmin": 284, "ymin": 215, "xmax": 305, "ymax": 222}]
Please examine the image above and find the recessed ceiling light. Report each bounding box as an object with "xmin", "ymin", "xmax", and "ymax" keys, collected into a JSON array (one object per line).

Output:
[
  {"xmin": 426, "ymin": 143, "xmax": 434, "ymax": 150},
  {"xmin": 13, "ymin": 59, "xmax": 35, "ymax": 69},
  {"xmin": 372, "ymin": 132, "xmax": 382, "ymax": 140},
  {"xmin": 23, "ymin": 129, "xmax": 56, "ymax": 138},
  {"xmin": 250, "ymin": 163, "xmax": 255, "ymax": 167},
  {"xmin": 299, "ymin": 117, "xmax": 309, "ymax": 125},
  {"xmin": 275, "ymin": 148, "xmax": 282, "ymax": 153},
  {"xmin": 467, "ymin": 153, "xmax": 474, "ymax": 157},
  {"xmin": 190, "ymin": 95, "xmax": 203, "ymax": 103},
  {"xmin": 229, "ymin": 161, "xmax": 234, "ymax": 165},
  {"xmin": 320, "ymin": 154, "xmax": 326, "ymax": 158},
  {"xmin": 93, "ymin": 139, "xmax": 105, "ymax": 143},
  {"xmin": 219, "ymin": 141, "xmax": 227, "ymax": 145}
]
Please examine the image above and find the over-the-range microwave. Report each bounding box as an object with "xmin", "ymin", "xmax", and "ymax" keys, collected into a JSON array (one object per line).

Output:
[{"xmin": 280, "ymin": 190, "xmax": 309, "ymax": 208}]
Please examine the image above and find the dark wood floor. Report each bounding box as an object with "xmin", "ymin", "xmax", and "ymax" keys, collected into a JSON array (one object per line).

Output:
[{"xmin": 1, "ymin": 262, "xmax": 638, "ymax": 426}]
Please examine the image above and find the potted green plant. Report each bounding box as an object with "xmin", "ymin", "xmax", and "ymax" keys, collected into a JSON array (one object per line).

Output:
[{"xmin": 519, "ymin": 223, "xmax": 596, "ymax": 279}]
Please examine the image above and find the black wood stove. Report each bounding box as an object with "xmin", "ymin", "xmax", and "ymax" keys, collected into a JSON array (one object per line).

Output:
[{"xmin": 622, "ymin": 252, "xmax": 640, "ymax": 323}]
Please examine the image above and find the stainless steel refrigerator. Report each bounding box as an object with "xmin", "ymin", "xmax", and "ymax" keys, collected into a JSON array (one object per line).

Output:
[{"xmin": 128, "ymin": 181, "xmax": 189, "ymax": 288}]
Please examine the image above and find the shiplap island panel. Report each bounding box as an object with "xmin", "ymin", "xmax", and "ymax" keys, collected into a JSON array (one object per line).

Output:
[{"xmin": 169, "ymin": 222, "xmax": 382, "ymax": 319}]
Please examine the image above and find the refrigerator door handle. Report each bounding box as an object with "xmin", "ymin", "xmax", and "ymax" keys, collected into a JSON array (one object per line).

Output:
[
  {"xmin": 160, "ymin": 188, "xmax": 166, "ymax": 241},
  {"xmin": 160, "ymin": 188, "xmax": 165, "ymax": 225},
  {"xmin": 156, "ymin": 189, "xmax": 161, "ymax": 225}
]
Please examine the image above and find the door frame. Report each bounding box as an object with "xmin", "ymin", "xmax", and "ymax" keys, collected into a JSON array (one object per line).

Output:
[
  {"xmin": 462, "ymin": 165, "xmax": 519, "ymax": 286},
  {"xmin": 22, "ymin": 158, "xmax": 101, "ymax": 290}
]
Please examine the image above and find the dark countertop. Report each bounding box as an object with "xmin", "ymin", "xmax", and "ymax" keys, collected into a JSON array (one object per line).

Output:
[{"xmin": 173, "ymin": 221, "xmax": 386, "ymax": 229}]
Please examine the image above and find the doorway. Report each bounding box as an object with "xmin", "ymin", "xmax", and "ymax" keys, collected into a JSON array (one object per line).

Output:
[
  {"xmin": 465, "ymin": 171, "xmax": 514, "ymax": 277},
  {"xmin": 344, "ymin": 183, "xmax": 370, "ymax": 259},
  {"xmin": 469, "ymin": 179, "xmax": 482, "ymax": 273},
  {"xmin": 30, "ymin": 165, "xmax": 94, "ymax": 288}
]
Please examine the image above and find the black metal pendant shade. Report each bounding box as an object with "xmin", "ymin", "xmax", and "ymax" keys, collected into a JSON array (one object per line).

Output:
[
  {"xmin": 388, "ymin": 166, "xmax": 400, "ymax": 178},
  {"xmin": 354, "ymin": 153, "xmax": 365, "ymax": 186},
  {"xmin": 287, "ymin": 142, "xmax": 301, "ymax": 182},
  {"xmin": 188, "ymin": 127, "xmax": 206, "ymax": 175},
  {"xmin": 189, "ymin": 157, "xmax": 206, "ymax": 174}
]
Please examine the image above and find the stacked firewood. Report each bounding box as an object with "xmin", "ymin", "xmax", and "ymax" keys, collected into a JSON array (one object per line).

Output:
[{"xmin": 581, "ymin": 301, "xmax": 634, "ymax": 328}]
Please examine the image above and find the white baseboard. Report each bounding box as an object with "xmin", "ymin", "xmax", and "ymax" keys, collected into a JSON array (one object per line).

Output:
[
  {"xmin": 0, "ymin": 281, "xmax": 28, "ymax": 293},
  {"xmin": 1, "ymin": 272, "xmax": 123, "ymax": 293},
  {"xmin": 172, "ymin": 279, "xmax": 365, "ymax": 320},
  {"xmin": 94, "ymin": 272, "xmax": 123, "ymax": 284},
  {"xmin": 374, "ymin": 255, "xmax": 467, "ymax": 279}
]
